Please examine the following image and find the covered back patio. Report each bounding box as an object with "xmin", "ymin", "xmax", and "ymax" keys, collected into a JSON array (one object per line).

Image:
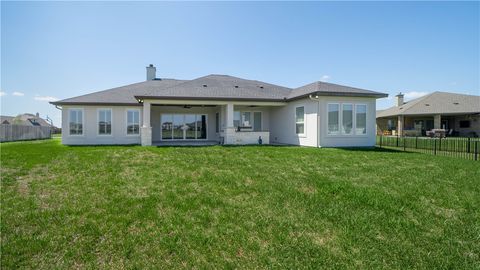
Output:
[
  {"xmin": 377, "ymin": 113, "xmax": 480, "ymax": 137},
  {"xmin": 140, "ymin": 99, "xmax": 285, "ymax": 146}
]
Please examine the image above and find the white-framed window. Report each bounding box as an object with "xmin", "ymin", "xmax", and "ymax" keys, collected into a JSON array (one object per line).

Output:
[
  {"xmin": 68, "ymin": 108, "xmax": 83, "ymax": 135},
  {"xmin": 126, "ymin": 109, "xmax": 140, "ymax": 135},
  {"xmin": 98, "ymin": 109, "xmax": 112, "ymax": 135},
  {"xmin": 356, "ymin": 104, "xmax": 367, "ymax": 135},
  {"xmin": 295, "ymin": 106, "xmax": 305, "ymax": 135},
  {"xmin": 327, "ymin": 103, "xmax": 340, "ymax": 135},
  {"xmin": 342, "ymin": 104, "xmax": 353, "ymax": 135}
]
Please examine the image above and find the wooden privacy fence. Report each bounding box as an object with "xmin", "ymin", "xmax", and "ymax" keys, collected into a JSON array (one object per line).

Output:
[
  {"xmin": 0, "ymin": 124, "xmax": 52, "ymax": 142},
  {"xmin": 376, "ymin": 135, "xmax": 480, "ymax": 161}
]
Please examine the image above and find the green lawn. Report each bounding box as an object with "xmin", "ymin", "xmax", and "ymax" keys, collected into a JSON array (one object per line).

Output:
[{"xmin": 1, "ymin": 140, "xmax": 479, "ymax": 269}]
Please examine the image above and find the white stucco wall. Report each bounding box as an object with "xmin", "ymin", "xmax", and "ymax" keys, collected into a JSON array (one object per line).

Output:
[
  {"xmin": 60, "ymin": 98, "xmax": 377, "ymax": 147},
  {"xmin": 270, "ymin": 96, "xmax": 377, "ymax": 147},
  {"xmin": 270, "ymin": 98, "xmax": 319, "ymax": 147},
  {"xmin": 61, "ymin": 105, "xmax": 143, "ymax": 145},
  {"xmin": 317, "ymin": 96, "xmax": 377, "ymax": 147}
]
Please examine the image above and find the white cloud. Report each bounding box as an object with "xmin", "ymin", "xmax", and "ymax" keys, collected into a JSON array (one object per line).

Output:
[
  {"xmin": 320, "ymin": 75, "xmax": 330, "ymax": 82},
  {"xmin": 0, "ymin": 91, "xmax": 6, "ymax": 97},
  {"xmin": 404, "ymin": 91, "xmax": 429, "ymax": 100},
  {"xmin": 12, "ymin": 91, "xmax": 25, "ymax": 96},
  {"xmin": 34, "ymin": 96, "xmax": 59, "ymax": 102}
]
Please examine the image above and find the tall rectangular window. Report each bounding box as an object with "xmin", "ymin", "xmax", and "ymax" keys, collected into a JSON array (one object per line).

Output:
[
  {"xmin": 98, "ymin": 109, "xmax": 112, "ymax": 135},
  {"xmin": 328, "ymin": 104, "xmax": 340, "ymax": 135},
  {"xmin": 161, "ymin": 114, "xmax": 173, "ymax": 140},
  {"xmin": 196, "ymin": 115, "xmax": 207, "ymax": 139},
  {"xmin": 356, "ymin": 104, "xmax": 367, "ymax": 134},
  {"xmin": 295, "ymin": 106, "xmax": 305, "ymax": 134},
  {"xmin": 233, "ymin": 111, "xmax": 241, "ymax": 128},
  {"xmin": 342, "ymin": 104, "xmax": 353, "ymax": 135},
  {"xmin": 253, "ymin": 112, "xmax": 262, "ymax": 131},
  {"xmin": 69, "ymin": 109, "xmax": 83, "ymax": 135},
  {"xmin": 127, "ymin": 110, "xmax": 140, "ymax": 135}
]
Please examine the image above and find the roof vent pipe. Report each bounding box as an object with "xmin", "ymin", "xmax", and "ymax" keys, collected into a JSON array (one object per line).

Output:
[
  {"xmin": 146, "ymin": 64, "xmax": 156, "ymax": 81},
  {"xmin": 395, "ymin": 92, "xmax": 404, "ymax": 107}
]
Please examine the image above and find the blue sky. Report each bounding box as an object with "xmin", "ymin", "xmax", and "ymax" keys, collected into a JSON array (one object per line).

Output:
[{"xmin": 1, "ymin": 1, "xmax": 479, "ymax": 126}]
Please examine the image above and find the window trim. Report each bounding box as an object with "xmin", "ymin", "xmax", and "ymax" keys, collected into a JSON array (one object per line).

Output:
[
  {"xmin": 327, "ymin": 103, "xmax": 340, "ymax": 136},
  {"xmin": 97, "ymin": 108, "xmax": 113, "ymax": 136},
  {"xmin": 68, "ymin": 108, "xmax": 84, "ymax": 136},
  {"xmin": 295, "ymin": 105, "xmax": 306, "ymax": 136},
  {"xmin": 125, "ymin": 109, "xmax": 141, "ymax": 136},
  {"xmin": 355, "ymin": 104, "xmax": 368, "ymax": 136},
  {"xmin": 341, "ymin": 103, "xmax": 354, "ymax": 136}
]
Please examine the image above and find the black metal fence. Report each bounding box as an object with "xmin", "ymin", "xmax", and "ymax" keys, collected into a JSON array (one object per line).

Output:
[{"xmin": 376, "ymin": 136, "xmax": 480, "ymax": 161}]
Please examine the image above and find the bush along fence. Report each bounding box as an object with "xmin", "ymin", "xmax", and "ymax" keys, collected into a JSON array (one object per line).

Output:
[
  {"xmin": 376, "ymin": 135, "xmax": 480, "ymax": 161},
  {"xmin": 0, "ymin": 124, "xmax": 52, "ymax": 142}
]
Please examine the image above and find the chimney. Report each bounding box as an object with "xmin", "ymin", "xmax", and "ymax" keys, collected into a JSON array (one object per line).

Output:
[
  {"xmin": 146, "ymin": 64, "xmax": 156, "ymax": 81},
  {"xmin": 36, "ymin": 112, "xmax": 40, "ymax": 118},
  {"xmin": 395, "ymin": 92, "xmax": 404, "ymax": 107}
]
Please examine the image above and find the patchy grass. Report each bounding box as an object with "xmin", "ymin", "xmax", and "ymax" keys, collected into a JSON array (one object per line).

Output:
[{"xmin": 1, "ymin": 140, "xmax": 479, "ymax": 269}]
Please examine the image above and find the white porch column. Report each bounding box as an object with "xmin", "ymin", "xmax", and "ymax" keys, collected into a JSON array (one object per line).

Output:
[
  {"xmin": 226, "ymin": 103, "xmax": 234, "ymax": 128},
  {"xmin": 224, "ymin": 103, "xmax": 236, "ymax": 144},
  {"xmin": 141, "ymin": 101, "xmax": 152, "ymax": 146},
  {"xmin": 434, "ymin": 114, "xmax": 441, "ymax": 129}
]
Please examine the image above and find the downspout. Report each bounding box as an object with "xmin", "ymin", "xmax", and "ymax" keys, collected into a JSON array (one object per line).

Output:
[{"xmin": 309, "ymin": 94, "xmax": 321, "ymax": 148}]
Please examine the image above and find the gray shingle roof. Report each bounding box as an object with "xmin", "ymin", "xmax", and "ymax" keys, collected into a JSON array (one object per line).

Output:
[
  {"xmin": 136, "ymin": 74, "xmax": 292, "ymax": 101},
  {"xmin": 288, "ymin": 81, "xmax": 387, "ymax": 99},
  {"xmin": 377, "ymin": 91, "xmax": 480, "ymax": 118},
  {"xmin": 51, "ymin": 74, "xmax": 387, "ymax": 105},
  {"xmin": 52, "ymin": 79, "xmax": 186, "ymax": 105},
  {"xmin": 0, "ymin": 114, "xmax": 53, "ymax": 127}
]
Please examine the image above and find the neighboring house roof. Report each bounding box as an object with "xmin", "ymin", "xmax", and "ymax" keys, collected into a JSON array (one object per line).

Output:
[
  {"xmin": 51, "ymin": 74, "xmax": 387, "ymax": 105},
  {"xmin": 377, "ymin": 91, "xmax": 480, "ymax": 118},
  {"xmin": 0, "ymin": 113, "xmax": 54, "ymax": 127},
  {"xmin": 0, "ymin": 116, "xmax": 14, "ymax": 124},
  {"xmin": 288, "ymin": 81, "xmax": 388, "ymax": 100}
]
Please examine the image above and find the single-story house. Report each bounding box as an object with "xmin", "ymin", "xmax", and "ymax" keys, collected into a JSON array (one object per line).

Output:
[
  {"xmin": 376, "ymin": 92, "xmax": 480, "ymax": 137},
  {"xmin": 51, "ymin": 65, "xmax": 387, "ymax": 147}
]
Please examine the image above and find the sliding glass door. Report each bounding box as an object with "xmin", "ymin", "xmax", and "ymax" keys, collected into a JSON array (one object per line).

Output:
[{"xmin": 161, "ymin": 114, "xmax": 207, "ymax": 140}]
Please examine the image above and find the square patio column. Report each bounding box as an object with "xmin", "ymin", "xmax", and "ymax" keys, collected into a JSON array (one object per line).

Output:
[
  {"xmin": 224, "ymin": 103, "xmax": 236, "ymax": 144},
  {"xmin": 434, "ymin": 114, "xmax": 441, "ymax": 129},
  {"xmin": 397, "ymin": 115, "xmax": 404, "ymax": 137},
  {"xmin": 141, "ymin": 101, "xmax": 152, "ymax": 146}
]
